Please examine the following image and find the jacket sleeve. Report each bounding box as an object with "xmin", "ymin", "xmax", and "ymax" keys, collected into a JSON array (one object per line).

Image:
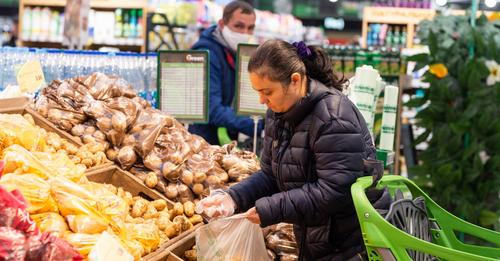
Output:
[
  {"xmin": 193, "ymin": 46, "xmax": 262, "ymax": 137},
  {"xmin": 227, "ymin": 114, "xmax": 278, "ymax": 212},
  {"xmin": 255, "ymin": 100, "xmax": 367, "ymax": 227}
]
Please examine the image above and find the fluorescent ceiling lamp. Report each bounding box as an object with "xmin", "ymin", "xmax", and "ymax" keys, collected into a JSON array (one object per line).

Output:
[
  {"xmin": 485, "ymin": 0, "xmax": 497, "ymax": 8},
  {"xmin": 329, "ymin": 0, "xmax": 339, "ymax": 2},
  {"xmin": 435, "ymin": 0, "xmax": 448, "ymax": 6}
]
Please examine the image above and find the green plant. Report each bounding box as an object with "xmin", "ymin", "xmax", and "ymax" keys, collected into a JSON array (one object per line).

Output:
[{"xmin": 407, "ymin": 14, "xmax": 500, "ymax": 230}]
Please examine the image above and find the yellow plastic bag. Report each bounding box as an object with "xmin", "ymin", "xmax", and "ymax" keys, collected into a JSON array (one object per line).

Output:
[
  {"xmin": 124, "ymin": 223, "xmax": 160, "ymax": 254},
  {"xmin": 2, "ymin": 144, "xmax": 53, "ymax": 179},
  {"xmin": 49, "ymin": 177, "xmax": 97, "ymax": 205},
  {"xmin": 64, "ymin": 232, "xmax": 100, "ymax": 257},
  {"xmin": 66, "ymin": 215, "xmax": 108, "ymax": 234},
  {"xmin": 0, "ymin": 114, "xmax": 46, "ymax": 152},
  {"xmin": 119, "ymin": 238, "xmax": 145, "ymax": 261},
  {"xmin": 0, "ymin": 173, "xmax": 58, "ymax": 214},
  {"xmin": 34, "ymin": 151, "xmax": 85, "ymax": 182},
  {"xmin": 81, "ymin": 182, "xmax": 129, "ymax": 222},
  {"xmin": 31, "ymin": 212, "xmax": 68, "ymax": 238}
]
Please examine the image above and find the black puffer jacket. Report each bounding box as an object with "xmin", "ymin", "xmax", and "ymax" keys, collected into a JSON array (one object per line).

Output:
[{"xmin": 228, "ymin": 79, "xmax": 383, "ymax": 260}]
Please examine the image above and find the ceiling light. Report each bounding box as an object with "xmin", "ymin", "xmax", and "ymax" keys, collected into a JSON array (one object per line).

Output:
[
  {"xmin": 329, "ymin": 0, "xmax": 339, "ymax": 3},
  {"xmin": 435, "ymin": 0, "xmax": 447, "ymax": 6},
  {"xmin": 485, "ymin": 0, "xmax": 497, "ymax": 8}
]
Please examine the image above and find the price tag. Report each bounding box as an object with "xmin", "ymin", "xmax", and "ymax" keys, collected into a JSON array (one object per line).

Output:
[
  {"xmin": 235, "ymin": 44, "xmax": 267, "ymax": 116},
  {"xmin": 16, "ymin": 60, "xmax": 46, "ymax": 93},
  {"xmin": 157, "ymin": 50, "xmax": 209, "ymax": 123}
]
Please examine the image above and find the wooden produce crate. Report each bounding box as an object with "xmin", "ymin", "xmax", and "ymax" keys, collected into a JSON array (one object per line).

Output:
[
  {"xmin": 0, "ymin": 106, "xmax": 114, "ymax": 172},
  {"xmin": 0, "ymin": 97, "xmax": 30, "ymax": 111},
  {"xmin": 155, "ymin": 232, "xmax": 196, "ymax": 261},
  {"xmin": 85, "ymin": 165, "xmax": 202, "ymax": 261}
]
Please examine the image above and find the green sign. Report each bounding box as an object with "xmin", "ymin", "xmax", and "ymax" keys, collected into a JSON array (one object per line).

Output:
[{"xmin": 157, "ymin": 50, "xmax": 209, "ymax": 123}]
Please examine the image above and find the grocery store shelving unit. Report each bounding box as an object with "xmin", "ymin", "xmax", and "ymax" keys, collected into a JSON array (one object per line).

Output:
[
  {"xmin": 361, "ymin": 7, "xmax": 435, "ymax": 48},
  {"xmin": 18, "ymin": 0, "xmax": 148, "ymax": 52}
]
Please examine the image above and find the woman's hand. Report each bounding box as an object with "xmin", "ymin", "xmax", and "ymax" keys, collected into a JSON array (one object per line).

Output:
[
  {"xmin": 196, "ymin": 190, "xmax": 235, "ymax": 220},
  {"xmin": 245, "ymin": 207, "xmax": 261, "ymax": 224}
]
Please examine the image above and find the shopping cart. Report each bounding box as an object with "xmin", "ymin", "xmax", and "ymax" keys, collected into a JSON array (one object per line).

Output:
[{"xmin": 351, "ymin": 175, "xmax": 500, "ymax": 261}]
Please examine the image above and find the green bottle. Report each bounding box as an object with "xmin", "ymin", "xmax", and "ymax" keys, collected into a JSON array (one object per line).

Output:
[
  {"xmin": 344, "ymin": 46, "xmax": 355, "ymax": 74},
  {"xmin": 379, "ymin": 47, "xmax": 390, "ymax": 76},
  {"xmin": 332, "ymin": 45, "xmax": 343, "ymax": 74},
  {"xmin": 371, "ymin": 48, "xmax": 382, "ymax": 72},
  {"xmin": 389, "ymin": 47, "xmax": 401, "ymax": 76},
  {"xmin": 355, "ymin": 47, "xmax": 368, "ymax": 69}
]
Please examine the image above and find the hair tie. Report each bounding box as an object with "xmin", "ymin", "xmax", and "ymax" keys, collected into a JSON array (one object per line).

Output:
[{"xmin": 292, "ymin": 41, "xmax": 312, "ymax": 59}]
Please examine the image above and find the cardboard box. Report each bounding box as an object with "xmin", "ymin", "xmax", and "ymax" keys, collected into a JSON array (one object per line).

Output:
[
  {"xmin": 0, "ymin": 107, "xmax": 114, "ymax": 172},
  {"xmin": 86, "ymin": 165, "xmax": 202, "ymax": 261}
]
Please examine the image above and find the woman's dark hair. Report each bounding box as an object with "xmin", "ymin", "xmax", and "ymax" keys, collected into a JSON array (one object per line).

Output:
[{"xmin": 248, "ymin": 39, "xmax": 346, "ymax": 91}]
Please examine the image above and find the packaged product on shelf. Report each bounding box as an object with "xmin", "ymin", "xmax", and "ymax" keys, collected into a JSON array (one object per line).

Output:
[{"xmin": 264, "ymin": 223, "xmax": 299, "ymax": 261}]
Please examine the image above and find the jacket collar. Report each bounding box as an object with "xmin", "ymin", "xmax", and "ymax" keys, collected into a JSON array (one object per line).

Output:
[{"xmin": 276, "ymin": 79, "xmax": 332, "ymax": 127}]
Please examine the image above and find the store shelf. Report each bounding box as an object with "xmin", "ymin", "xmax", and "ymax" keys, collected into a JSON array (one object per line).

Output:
[
  {"xmin": 22, "ymin": 0, "xmax": 146, "ymax": 9},
  {"xmin": 361, "ymin": 7, "xmax": 435, "ymax": 49}
]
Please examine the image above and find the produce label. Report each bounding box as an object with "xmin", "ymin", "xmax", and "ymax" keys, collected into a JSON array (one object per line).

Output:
[
  {"xmin": 158, "ymin": 51, "xmax": 209, "ymax": 123},
  {"xmin": 235, "ymin": 44, "xmax": 267, "ymax": 116},
  {"xmin": 16, "ymin": 60, "xmax": 46, "ymax": 93}
]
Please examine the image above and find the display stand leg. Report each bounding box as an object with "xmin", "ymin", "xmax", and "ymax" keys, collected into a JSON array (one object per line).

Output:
[{"xmin": 251, "ymin": 115, "xmax": 261, "ymax": 154}]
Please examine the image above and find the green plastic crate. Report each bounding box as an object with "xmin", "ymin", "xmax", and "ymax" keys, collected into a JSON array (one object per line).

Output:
[{"xmin": 351, "ymin": 175, "xmax": 500, "ymax": 261}]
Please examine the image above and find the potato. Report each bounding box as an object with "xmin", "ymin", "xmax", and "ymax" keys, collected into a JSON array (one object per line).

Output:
[
  {"xmin": 192, "ymin": 183, "xmax": 204, "ymax": 195},
  {"xmin": 65, "ymin": 143, "xmax": 79, "ymax": 155},
  {"xmin": 84, "ymin": 126, "xmax": 96, "ymax": 135},
  {"xmin": 144, "ymin": 153, "xmax": 162, "ymax": 171},
  {"xmin": 188, "ymin": 214, "xmax": 203, "ymax": 225},
  {"xmin": 156, "ymin": 214, "xmax": 172, "ymax": 231},
  {"xmin": 96, "ymin": 117, "xmax": 112, "ymax": 131},
  {"xmin": 193, "ymin": 172, "xmax": 207, "ymax": 184},
  {"xmin": 81, "ymin": 158, "xmax": 93, "ymax": 168},
  {"xmin": 132, "ymin": 200, "xmax": 148, "ymax": 218},
  {"xmin": 123, "ymin": 191, "xmax": 134, "ymax": 206},
  {"xmin": 94, "ymin": 151, "xmax": 107, "ymax": 165},
  {"xmin": 183, "ymin": 201, "xmax": 195, "ymax": 217},
  {"xmin": 145, "ymin": 172, "xmax": 158, "ymax": 188},
  {"xmin": 130, "ymin": 124, "xmax": 143, "ymax": 133},
  {"xmin": 93, "ymin": 130, "xmax": 106, "ymax": 141},
  {"xmin": 122, "ymin": 134, "xmax": 136, "ymax": 146},
  {"xmin": 165, "ymin": 183, "xmax": 178, "ymax": 200},
  {"xmin": 117, "ymin": 146, "xmax": 137, "ymax": 170},
  {"xmin": 162, "ymin": 162, "xmax": 181, "ymax": 181},
  {"xmin": 164, "ymin": 222, "xmax": 181, "ymax": 238},
  {"xmin": 69, "ymin": 155, "xmax": 81, "ymax": 164},
  {"xmin": 177, "ymin": 184, "xmax": 194, "ymax": 203},
  {"xmin": 23, "ymin": 114, "xmax": 35, "ymax": 125},
  {"xmin": 184, "ymin": 249, "xmax": 197, "ymax": 261},
  {"xmin": 106, "ymin": 148, "xmax": 118, "ymax": 161},
  {"xmin": 86, "ymin": 142, "xmax": 105, "ymax": 154},
  {"xmin": 125, "ymin": 215, "xmax": 135, "ymax": 223},
  {"xmin": 181, "ymin": 170, "xmax": 194, "ymax": 186},
  {"xmin": 111, "ymin": 113, "xmax": 126, "ymax": 131},
  {"xmin": 206, "ymin": 175, "xmax": 221, "ymax": 187},
  {"xmin": 171, "ymin": 202, "xmax": 184, "ymax": 217},
  {"xmin": 57, "ymin": 149, "xmax": 68, "ymax": 155},
  {"xmin": 82, "ymin": 134, "xmax": 96, "ymax": 144},
  {"xmin": 143, "ymin": 204, "xmax": 159, "ymax": 219},
  {"xmin": 159, "ymin": 232, "xmax": 169, "ymax": 245},
  {"xmin": 71, "ymin": 124, "xmax": 85, "ymax": 137},
  {"xmin": 103, "ymin": 184, "xmax": 118, "ymax": 194},
  {"xmin": 216, "ymin": 172, "xmax": 229, "ymax": 184},
  {"xmin": 173, "ymin": 215, "xmax": 192, "ymax": 231},
  {"xmin": 152, "ymin": 199, "xmax": 167, "ymax": 211}
]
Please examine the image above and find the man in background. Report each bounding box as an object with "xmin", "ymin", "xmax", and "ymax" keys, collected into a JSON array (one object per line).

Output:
[{"xmin": 189, "ymin": 0, "xmax": 263, "ymax": 145}]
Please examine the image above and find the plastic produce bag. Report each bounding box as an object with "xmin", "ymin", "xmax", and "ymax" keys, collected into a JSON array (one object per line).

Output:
[
  {"xmin": 64, "ymin": 233, "xmax": 100, "ymax": 256},
  {"xmin": 0, "ymin": 113, "xmax": 46, "ymax": 152},
  {"xmin": 2, "ymin": 144, "xmax": 54, "ymax": 179},
  {"xmin": 31, "ymin": 212, "xmax": 68, "ymax": 238},
  {"xmin": 124, "ymin": 223, "xmax": 160, "ymax": 255},
  {"xmin": 196, "ymin": 214, "xmax": 270, "ymax": 261},
  {"xmin": 0, "ymin": 173, "xmax": 59, "ymax": 214},
  {"xmin": 67, "ymin": 215, "xmax": 108, "ymax": 234}
]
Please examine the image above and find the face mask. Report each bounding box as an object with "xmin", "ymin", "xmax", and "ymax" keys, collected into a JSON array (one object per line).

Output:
[{"xmin": 221, "ymin": 26, "xmax": 251, "ymax": 52}]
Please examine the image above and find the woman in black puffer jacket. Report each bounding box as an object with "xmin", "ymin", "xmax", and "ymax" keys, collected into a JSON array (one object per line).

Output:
[{"xmin": 198, "ymin": 39, "xmax": 389, "ymax": 260}]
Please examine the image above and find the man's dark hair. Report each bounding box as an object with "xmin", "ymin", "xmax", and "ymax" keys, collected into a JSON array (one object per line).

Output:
[{"xmin": 222, "ymin": 1, "xmax": 255, "ymax": 23}]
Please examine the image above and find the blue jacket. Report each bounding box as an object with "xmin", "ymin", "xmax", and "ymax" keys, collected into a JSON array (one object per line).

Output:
[{"xmin": 188, "ymin": 25, "xmax": 260, "ymax": 145}]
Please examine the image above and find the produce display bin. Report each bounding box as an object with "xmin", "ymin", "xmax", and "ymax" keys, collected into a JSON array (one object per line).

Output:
[
  {"xmin": 0, "ymin": 106, "xmax": 114, "ymax": 172},
  {"xmin": 351, "ymin": 175, "xmax": 500, "ymax": 261},
  {"xmin": 160, "ymin": 232, "xmax": 196, "ymax": 261},
  {"xmin": 86, "ymin": 165, "xmax": 202, "ymax": 261}
]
